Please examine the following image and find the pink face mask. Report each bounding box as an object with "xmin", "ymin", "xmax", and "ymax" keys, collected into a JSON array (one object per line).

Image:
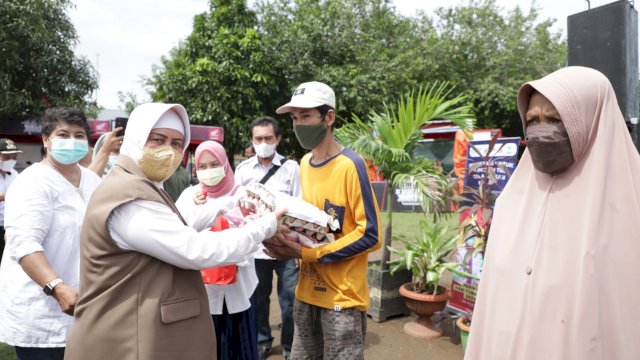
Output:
[{"xmin": 525, "ymin": 122, "xmax": 574, "ymax": 175}]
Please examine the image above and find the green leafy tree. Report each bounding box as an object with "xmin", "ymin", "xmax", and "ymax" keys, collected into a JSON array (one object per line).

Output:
[
  {"xmin": 148, "ymin": 0, "xmax": 276, "ymax": 164},
  {"xmin": 149, "ymin": 0, "xmax": 565, "ymax": 158},
  {"xmin": 336, "ymin": 83, "xmax": 474, "ymax": 271},
  {"xmin": 256, "ymin": 0, "xmax": 435, "ymax": 157},
  {"xmin": 0, "ymin": 0, "xmax": 98, "ymax": 122},
  {"xmin": 428, "ymin": 0, "xmax": 566, "ymax": 134}
]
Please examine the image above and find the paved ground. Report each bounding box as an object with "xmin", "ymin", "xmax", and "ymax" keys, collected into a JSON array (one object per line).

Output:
[
  {"xmin": 263, "ymin": 251, "xmax": 465, "ymax": 360},
  {"xmin": 264, "ymin": 298, "xmax": 464, "ymax": 360}
]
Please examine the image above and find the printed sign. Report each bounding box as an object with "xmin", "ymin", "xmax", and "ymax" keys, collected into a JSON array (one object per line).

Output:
[
  {"xmin": 394, "ymin": 180, "xmax": 423, "ymax": 206},
  {"xmin": 463, "ymin": 137, "xmax": 520, "ymax": 195},
  {"xmin": 208, "ymin": 127, "xmax": 223, "ymax": 142},
  {"xmin": 189, "ymin": 125, "xmax": 224, "ymax": 143},
  {"xmin": 448, "ymin": 137, "xmax": 520, "ymax": 314},
  {"xmin": 89, "ymin": 120, "xmax": 111, "ymax": 138}
]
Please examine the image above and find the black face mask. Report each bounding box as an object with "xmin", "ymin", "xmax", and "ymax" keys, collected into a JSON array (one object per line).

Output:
[{"xmin": 525, "ymin": 122, "xmax": 574, "ymax": 174}]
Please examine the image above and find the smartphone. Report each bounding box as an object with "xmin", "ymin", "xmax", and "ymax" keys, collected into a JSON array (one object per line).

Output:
[{"xmin": 114, "ymin": 117, "xmax": 128, "ymax": 137}]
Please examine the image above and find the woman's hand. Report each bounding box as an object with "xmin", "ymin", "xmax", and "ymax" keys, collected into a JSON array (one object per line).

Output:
[
  {"xmin": 18, "ymin": 252, "xmax": 79, "ymax": 316},
  {"xmin": 51, "ymin": 283, "xmax": 78, "ymax": 316},
  {"xmin": 88, "ymin": 128, "xmax": 124, "ymax": 176},
  {"xmin": 193, "ymin": 190, "xmax": 207, "ymax": 205},
  {"xmin": 103, "ymin": 127, "xmax": 124, "ymax": 153}
]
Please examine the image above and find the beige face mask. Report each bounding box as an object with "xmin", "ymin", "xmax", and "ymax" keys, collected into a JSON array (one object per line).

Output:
[{"xmin": 139, "ymin": 145, "xmax": 183, "ymax": 182}]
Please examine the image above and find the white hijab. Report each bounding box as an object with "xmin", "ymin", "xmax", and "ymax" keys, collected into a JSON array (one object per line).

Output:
[
  {"xmin": 466, "ymin": 66, "xmax": 640, "ymax": 359},
  {"xmin": 119, "ymin": 103, "xmax": 191, "ymax": 164}
]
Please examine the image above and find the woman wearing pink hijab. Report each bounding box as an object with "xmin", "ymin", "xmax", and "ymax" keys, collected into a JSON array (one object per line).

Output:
[
  {"xmin": 176, "ymin": 140, "xmax": 259, "ymax": 360},
  {"xmin": 465, "ymin": 67, "xmax": 640, "ymax": 359}
]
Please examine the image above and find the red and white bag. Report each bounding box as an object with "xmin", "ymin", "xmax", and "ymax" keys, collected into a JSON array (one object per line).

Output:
[{"xmin": 200, "ymin": 215, "xmax": 237, "ymax": 285}]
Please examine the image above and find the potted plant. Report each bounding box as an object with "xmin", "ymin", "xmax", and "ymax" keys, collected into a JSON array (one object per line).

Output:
[
  {"xmin": 456, "ymin": 314, "xmax": 472, "ymax": 352},
  {"xmin": 388, "ymin": 218, "xmax": 476, "ymax": 339},
  {"xmin": 336, "ymin": 83, "xmax": 474, "ymax": 322}
]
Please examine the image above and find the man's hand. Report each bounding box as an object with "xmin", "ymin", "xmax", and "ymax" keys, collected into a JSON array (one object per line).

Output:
[
  {"xmin": 263, "ymin": 227, "xmax": 303, "ymax": 260},
  {"xmin": 52, "ymin": 283, "xmax": 78, "ymax": 316}
]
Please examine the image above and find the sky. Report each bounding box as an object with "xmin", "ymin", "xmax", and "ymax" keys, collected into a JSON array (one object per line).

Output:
[{"xmin": 68, "ymin": 0, "xmax": 624, "ymax": 110}]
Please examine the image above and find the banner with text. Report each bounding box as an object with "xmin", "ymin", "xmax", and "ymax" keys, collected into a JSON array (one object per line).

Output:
[{"xmin": 449, "ymin": 137, "xmax": 520, "ymax": 314}]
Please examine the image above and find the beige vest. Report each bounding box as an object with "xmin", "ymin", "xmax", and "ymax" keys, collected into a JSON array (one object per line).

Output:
[{"xmin": 65, "ymin": 156, "xmax": 215, "ymax": 360}]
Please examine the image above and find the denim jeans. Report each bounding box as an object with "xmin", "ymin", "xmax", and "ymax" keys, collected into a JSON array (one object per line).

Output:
[
  {"xmin": 14, "ymin": 347, "xmax": 65, "ymax": 360},
  {"xmin": 253, "ymin": 258, "xmax": 299, "ymax": 353}
]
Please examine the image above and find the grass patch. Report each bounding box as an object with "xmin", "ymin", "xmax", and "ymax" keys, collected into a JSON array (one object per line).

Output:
[
  {"xmin": 370, "ymin": 211, "xmax": 460, "ymax": 263},
  {"xmin": 378, "ymin": 211, "xmax": 463, "ymax": 286},
  {"xmin": 384, "ymin": 211, "xmax": 459, "ymax": 243},
  {"xmin": 0, "ymin": 343, "xmax": 17, "ymax": 360}
]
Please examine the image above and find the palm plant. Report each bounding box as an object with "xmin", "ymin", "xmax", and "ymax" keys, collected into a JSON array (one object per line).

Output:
[
  {"xmin": 388, "ymin": 219, "xmax": 476, "ymax": 295},
  {"xmin": 336, "ymin": 82, "xmax": 474, "ymax": 271}
]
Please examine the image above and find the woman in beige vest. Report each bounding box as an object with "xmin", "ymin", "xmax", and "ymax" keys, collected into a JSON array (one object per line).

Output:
[{"xmin": 65, "ymin": 103, "xmax": 287, "ymax": 360}]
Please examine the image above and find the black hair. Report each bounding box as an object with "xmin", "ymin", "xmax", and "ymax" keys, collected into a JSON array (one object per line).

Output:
[
  {"xmin": 249, "ymin": 116, "xmax": 281, "ymax": 138},
  {"xmin": 316, "ymin": 104, "xmax": 334, "ymax": 118},
  {"xmin": 244, "ymin": 140, "xmax": 254, "ymax": 149},
  {"xmin": 316, "ymin": 104, "xmax": 335, "ymax": 130},
  {"xmin": 41, "ymin": 107, "xmax": 90, "ymax": 138}
]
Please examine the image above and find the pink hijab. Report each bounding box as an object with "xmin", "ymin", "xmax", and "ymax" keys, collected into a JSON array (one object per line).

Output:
[
  {"xmin": 466, "ymin": 67, "xmax": 640, "ymax": 359},
  {"xmin": 195, "ymin": 141, "xmax": 238, "ymax": 198}
]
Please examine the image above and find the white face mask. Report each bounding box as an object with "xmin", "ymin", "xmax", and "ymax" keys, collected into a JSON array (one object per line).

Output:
[
  {"xmin": 253, "ymin": 142, "xmax": 277, "ymax": 159},
  {"xmin": 197, "ymin": 167, "xmax": 225, "ymax": 186},
  {"xmin": 0, "ymin": 159, "xmax": 16, "ymax": 172}
]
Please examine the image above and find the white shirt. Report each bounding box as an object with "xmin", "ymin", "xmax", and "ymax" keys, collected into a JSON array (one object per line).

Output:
[
  {"xmin": 176, "ymin": 185, "xmax": 259, "ymax": 314},
  {"xmin": 108, "ymin": 188, "xmax": 277, "ymax": 271},
  {"xmin": 0, "ymin": 163, "xmax": 101, "ymax": 347},
  {"xmin": 235, "ymin": 153, "xmax": 301, "ymax": 259},
  {"xmin": 0, "ymin": 168, "xmax": 18, "ymax": 227}
]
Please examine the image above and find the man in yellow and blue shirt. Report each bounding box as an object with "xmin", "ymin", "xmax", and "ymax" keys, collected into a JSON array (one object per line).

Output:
[{"xmin": 265, "ymin": 81, "xmax": 381, "ymax": 360}]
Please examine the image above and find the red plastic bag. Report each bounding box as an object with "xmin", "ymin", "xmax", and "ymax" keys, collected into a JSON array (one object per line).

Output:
[{"xmin": 201, "ymin": 215, "xmax": 237, "ymax": 285}]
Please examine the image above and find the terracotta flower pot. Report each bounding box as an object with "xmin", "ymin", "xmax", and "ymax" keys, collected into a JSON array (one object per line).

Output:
[
  {"xmin": 399, "ymin": 282, "xmax": 450, "ymax": 339},
  {"xmin": 456, "ymin": 316, "xmax": 471, "ymax": 352}
]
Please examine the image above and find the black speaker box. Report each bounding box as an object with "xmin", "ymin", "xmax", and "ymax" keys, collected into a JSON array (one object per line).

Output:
[{"xmin": 568, "ymin": 0, "xmax": 638, "ymax": 123}]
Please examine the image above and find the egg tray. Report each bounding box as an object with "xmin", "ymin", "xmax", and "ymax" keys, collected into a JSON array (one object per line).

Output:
[
  {"xmin": 282, "ymin": 215, "xmax": 335, "ymax": 248},
  {"xmin": 243, "ymin": 183, "xmax": 336, "ymax": 248},
  {"xmin": 243, "ymin": 183, "xmax": 277, "ymax": 215}
]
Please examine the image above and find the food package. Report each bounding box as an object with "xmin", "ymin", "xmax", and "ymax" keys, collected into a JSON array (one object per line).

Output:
[{"xmin": 242, "ymin": 183, "xmax": 339, "ymax": 248}]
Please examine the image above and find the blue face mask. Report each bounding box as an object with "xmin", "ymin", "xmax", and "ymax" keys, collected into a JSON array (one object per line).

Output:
[{"xmin": 50, "ymin": 138, "xmax": 89, "ymax": 165}]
